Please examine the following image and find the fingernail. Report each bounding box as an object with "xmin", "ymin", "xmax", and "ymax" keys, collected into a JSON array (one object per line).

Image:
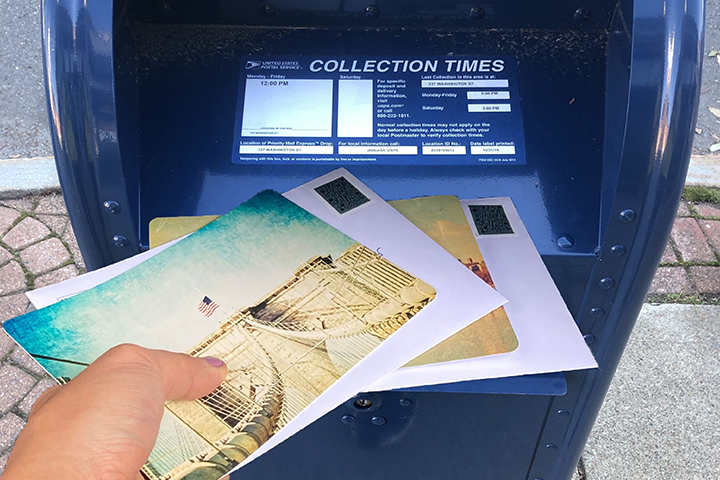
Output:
[{"xmin": 202, "ymin": 357, "xmax": 225, "ymax": 368}]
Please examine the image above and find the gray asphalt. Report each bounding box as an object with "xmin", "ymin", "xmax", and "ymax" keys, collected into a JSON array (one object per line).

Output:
[
  {"xmin": 0, "ymin": 0, "xmax": 52, "ymax": 159},
  {"xmin": 695, "ymin": 0, "xmax": 720, "ymax": 153}
]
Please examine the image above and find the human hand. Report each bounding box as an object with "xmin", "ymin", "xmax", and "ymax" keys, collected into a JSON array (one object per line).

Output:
[{"xmin": 2, "ymin": 344, "xmax": 227, "ymax": 480}]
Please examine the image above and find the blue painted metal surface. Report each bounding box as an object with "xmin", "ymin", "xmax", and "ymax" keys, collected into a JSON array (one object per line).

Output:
[
  {"xmin": 43, "ymin": 0, "xmax": 703, "ymax": 478},
  {"xmin": 530, "ymin": 1, "xmax": 704, "ymax": 478},
  {"xmin": 399, "ymin": 372, "xmax": 567, "ymax": 396},
  {"xmin": 235, "ymin": 389, "xmax": 552, "ymax": 479},
  {"xmin": 42, "ymin": 0, "xmax": 140, "ymax": 270}
]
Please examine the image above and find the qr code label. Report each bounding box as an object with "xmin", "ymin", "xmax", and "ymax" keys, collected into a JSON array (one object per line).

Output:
[
  {"xmin": 314, "ymin": 177, "xmax": 371, "ymax": 214},
  {"xmin": 469, "ymin": 205, "xmax": 514, "ymax": 235}
]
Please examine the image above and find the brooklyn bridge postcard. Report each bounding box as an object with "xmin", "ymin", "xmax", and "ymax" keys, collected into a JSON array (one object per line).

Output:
[{"xmin": 5, "ymin": 190, "xmax": 436, "ymax": 480}]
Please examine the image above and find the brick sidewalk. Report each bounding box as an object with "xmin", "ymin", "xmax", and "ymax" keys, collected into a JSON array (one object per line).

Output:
[
  {"xmin": 0, "ymin": 192, "xmax": 718, "ymax": 473},
  {"xmin": 649, "ymin": 200, "xmax": 720, "ymax": 301},
  {"xmin": 0, "ymin": 192, "xmax": 82, "ymax": 470}
]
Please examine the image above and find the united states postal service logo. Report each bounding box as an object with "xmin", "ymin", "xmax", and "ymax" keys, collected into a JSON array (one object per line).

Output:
[{"xmin": 245, "ymin": 61, "xmax": 262, "ymax": 69}]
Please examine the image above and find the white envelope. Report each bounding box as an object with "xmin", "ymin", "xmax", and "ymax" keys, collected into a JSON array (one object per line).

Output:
[
  {"xmin": 236, "ymin": 169, "xmax": 507, "ymax": 467},
  {"xmin": 367, "ymin": 197, "xmax": 597, "ymax": 391}
]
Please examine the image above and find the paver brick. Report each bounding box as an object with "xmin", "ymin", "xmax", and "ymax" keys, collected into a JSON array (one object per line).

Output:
[
  {"xmin": 0, "ymin": 197, "xmax": 33, "ymax": 213},
  {"xmin": 62, "ymin": 223, "xmax": 85, "ymax": 271},
  {"xmin": 17, "ymin": 379, "xmax": 57, "ymax": 416},
  {"xmin": 661, "ymin": 244, "xmax": 677, "ymax": 264},
  {"xmin": 648, "ymin": 267, "xmax": 694, "ymax": 295},
  {"xmin": 9, "ymin": 347, "xmax": 48, "ymax": 377},
  {"xmin": 33, "ymin": 264, "xmax": 78, "ymax": 289},
  {"xmin": 0, "ymin": 365, "xmax": 36, "ymax": 415},
  {"xmin": 0, "ymin": 262, "xmax": 26, "ymax": 296},
  {"xmin": 37, "ymin": 214, "xmax": 68, "ymax": 236},
  {"xmin": 0, "ymin": 330, "xmax": 16, "ymax": 359},
  {"xmin": 689, "ymin": 266, "xmax": 720, "ymax": 294},
  {"xmin": 0, "ymin": 452, "xmax": 8, "ymax": 474},
  {"xmin": 0, "ymin": 413, "xmax": 26, "ymax": 452},
  {"xmin": 671, "ymin": 217, "xmax": 717, "ymax": 262},
  {"xmin": 34, "ymin": 194, "xmax": 68, "ymax": 216},
  {"xmin": 0, "ymin": 247, "xmax": 12, "ymax": 266},
  {"xmin": 677, "ymin": 201, "xmax": 692, "ymax": 217},
  {"xmin": 18, "ymin": 238, "xmax": 70, "ymax": 275},
  {"xmin": 699, "ymin": 219, "xmax": 720, "ymax": 254},
  {"xmin": 0, "ymin": 294, "xmax": 29, "ymax": 324},
  {"xmin": 0, "ymin": 207, "xmax": 20, "ymax": 235},
  {"xmin": 694, "ymin": 202, "xmax": 720, "ymax": 218},
  {"xmin": 2, "ymin": 217, "xmax": 50, "ymax": 250}
]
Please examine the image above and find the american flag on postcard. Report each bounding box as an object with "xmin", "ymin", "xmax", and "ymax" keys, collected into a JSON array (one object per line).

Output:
[{"xmin": 197, "ymin": 296, "xmax": 219, "ymax": 317}]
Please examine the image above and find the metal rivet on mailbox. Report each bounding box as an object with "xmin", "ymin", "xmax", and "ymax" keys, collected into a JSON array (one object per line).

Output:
[
  {"xmin": 354, "ymin": 398, "xmax": 372, "ymax": 409},
  {"xmin": 557, "ymin": 409, "xmax": 570, "ymax": 418},
  {"xmin": 260, "ymin": 3, "xmax": 276, "ymax": 16},
  {"xmin": 557, "ymin": 234, "xmax": 575, "ymax": 249},
  {"xmin": 371, "ymin": 416, "xmax": 386, "ymax": 426},
  {"xmin": 469, "ymin": 6, "xmax": 485, "ymax": 20},
  {"xmin": 399, "ymin": 398, "xmax": 412, "ymax": 407},
  {"xmin": 546, "ymin": 443, "xmax": 558, "ymax": 451},
  {"xmin": 365, "ymin": 5, "xmax": 380, "ymax": 18},
  {"xmin": 619, "ymin": 209, "xmax": 636, "ymax": 223},
  {"xmin": 113, "ymin": 235, "xmax": 129, "ymax": 247},
  {"xmin": 599, "ymin": 277, "xmax": 615, "ymax": 289},
  {"xmin": 589, "ymin": 307, "xmax": 604, "ymax": 317},
  {"xmin": 341, "ymin": 415, "xmax": 355, "ymax": 425},
  {"xmin": 583, "ymin": 334, "xmax": 595, "ymax": 344},
  {"xmin": 573, "ymin": 7, "xmax": 591, "ymax": 21},
  {"xmin": 610, "ymin": 245, "xmax": 626, "ymax": 256},
  {"xmin": 103, "ymin": 200, "xmax": 120, "ymax": 214}
]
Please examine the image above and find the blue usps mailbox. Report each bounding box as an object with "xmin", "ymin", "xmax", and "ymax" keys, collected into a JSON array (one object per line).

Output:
[{"xmin": 43, "ymin": 0, "xmax": 703, "ymax": 478}]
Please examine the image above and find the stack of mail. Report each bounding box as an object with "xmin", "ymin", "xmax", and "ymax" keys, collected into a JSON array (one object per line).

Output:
[{"xmin": 4, "ymin": 169, "xmax": 596, "ymax": 480}]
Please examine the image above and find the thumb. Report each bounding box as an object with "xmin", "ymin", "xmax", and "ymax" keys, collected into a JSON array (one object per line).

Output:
[{"xmin": 133, "ymin": 347, "xmax": 228, "ymax": 401}]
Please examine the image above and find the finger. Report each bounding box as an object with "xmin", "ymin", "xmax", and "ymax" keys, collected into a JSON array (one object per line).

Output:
[
  {"xmin": 140, "ymin": 348, "xmax": 228, "ymax": 401},
  {"xmin": 27, "ymin": 384, "xmax": 63, "ymax": 418},
  {"xmin": 94, "ymin": 344, "xmax": 228, "ymax": 401}
]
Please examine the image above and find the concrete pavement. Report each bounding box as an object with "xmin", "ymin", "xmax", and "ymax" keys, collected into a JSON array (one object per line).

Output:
[{"xmin": 583, "ymin": 304, "xmax": 720, "ymax": 479}]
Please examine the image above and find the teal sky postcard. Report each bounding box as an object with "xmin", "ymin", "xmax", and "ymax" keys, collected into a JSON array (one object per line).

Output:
[{"xmin": 4, "ymin": 190, "xmax": 437, "ymax": 480}]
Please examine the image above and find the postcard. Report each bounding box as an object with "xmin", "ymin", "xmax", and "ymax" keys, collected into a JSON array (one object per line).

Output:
[
  {"xmin": 144, "ymin": 196, "xmax": 520, "ymax": 367},
  {"xmin": 387, "ymin": 196, "xmax": 518, "ymax": 366},
  {"xmin": 6, "ymin": 191, "xmax": 438, "ymax": 479},
  {"xmin": 7, "ymin": 187, "xmax": 506, "ymax": 477},
  {"xmin": 367, "ymin": 197, "xmax": 598, "ymax": 391},
  {"xmin": 25, "ymin": 237, "xmax": 184, "ymax": 309},
  {"xmin": 149, "ymin": 215, "xmax": 219, "ymax": 249}
]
